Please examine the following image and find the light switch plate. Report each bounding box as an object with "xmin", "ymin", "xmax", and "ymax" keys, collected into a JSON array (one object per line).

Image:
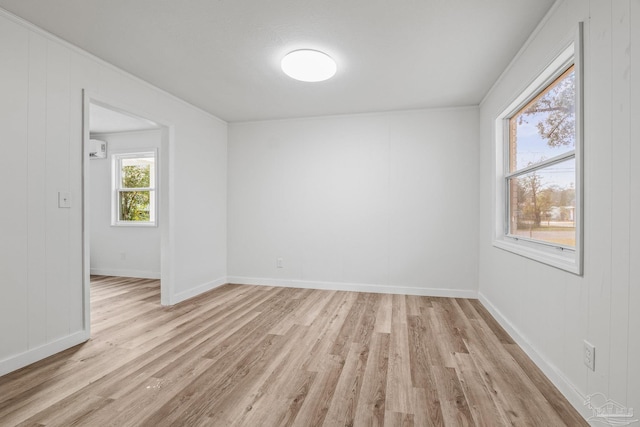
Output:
[{"xmin": 58, "ymin": 191, "xmax": 71, "ymax": 208}]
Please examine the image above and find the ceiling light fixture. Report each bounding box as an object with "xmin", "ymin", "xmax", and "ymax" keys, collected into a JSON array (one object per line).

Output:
[{"xmin": 281, "ymin": 49, "xmax": 337, "ymax": 82}]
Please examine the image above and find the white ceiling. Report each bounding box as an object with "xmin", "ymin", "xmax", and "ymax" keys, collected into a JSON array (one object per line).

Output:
[
  {"xmin": 90, "ymin": 103, "xmax": 159, "ymax": 134},
  {"xmin": 0, "ymin": 0, "xmax": 555, "ymax": 123}
]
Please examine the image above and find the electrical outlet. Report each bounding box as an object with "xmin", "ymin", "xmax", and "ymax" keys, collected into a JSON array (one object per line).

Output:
[
  {"xmin": 584, "ymin": 340, "xmax": 595, "ymax": 371},
  {"xmin": 276, "ymin": 257, "xmax": 283, "ymax": 268},
  {"xmin": 58, "ymin": 191, "xmax": 71, "ymax": 208}
]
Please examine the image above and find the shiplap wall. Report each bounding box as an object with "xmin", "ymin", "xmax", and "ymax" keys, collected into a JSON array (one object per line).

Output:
[
  {"xmin": 0, "ymin": 10, "xmax": 227, "ymax": 375},
  {"xmin": 2, "ymin": 4, "xmax": 637, "ymax": 421},
  {"xmin": 479, "ymin": 0, "xmax": 639, "ymax": 419},
  {"xmin": 629, "ymin": 0, "xmax": 640, "ymax": 415}
]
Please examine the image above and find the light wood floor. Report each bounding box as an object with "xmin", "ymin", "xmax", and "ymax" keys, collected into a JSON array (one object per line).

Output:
[{"xmin": 0, "ymin": 276, "xmax": 587, "ymax": 426}]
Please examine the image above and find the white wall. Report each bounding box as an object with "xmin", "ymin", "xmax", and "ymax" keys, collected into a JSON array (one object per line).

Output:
[
  {"xmin": 4, "ymin": 4, "xmax": 637, "ymax": 422},
  {"xmin": 478, "ymin": 0, "xmax": 639, "ymax": 419},
  {"xmin": 0, "ymin": 9, "xmax": 227, "ymax": 376},
  {"xmin": 89, "ymin": 130, "xmax": 161, "ymax": 279},
  {"xmin": 228, "ymin": 108, "xmax": 479, "ymax": 296}
]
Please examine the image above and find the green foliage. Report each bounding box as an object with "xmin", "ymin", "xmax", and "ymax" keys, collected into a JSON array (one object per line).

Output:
[
  {"xmin": 122, "ymin": 164, "xmax": 150, "ymax": 188},
  {"xmin": 120, "ymin": 164, "xmax": 150, "ymax": 221}
]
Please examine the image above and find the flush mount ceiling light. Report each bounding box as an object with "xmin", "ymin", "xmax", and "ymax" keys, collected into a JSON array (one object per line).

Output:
[{"xmin": 281, "ymin": 49, "xmax": 337, "ymax": 82}]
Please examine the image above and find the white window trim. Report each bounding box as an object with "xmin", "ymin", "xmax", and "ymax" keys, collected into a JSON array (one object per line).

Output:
[
  {"xmin": 111, "ymin": 149, "xmax": 158, "ymax": 227},
  {"xmin": 493, "ymin": 24, "xmax": 583, "ymax": 275}
]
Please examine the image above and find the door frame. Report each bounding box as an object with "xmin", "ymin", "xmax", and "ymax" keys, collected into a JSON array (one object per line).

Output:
[{"xmin": 82, "ymin": 90, "xmax": 174, "ymax": 334}]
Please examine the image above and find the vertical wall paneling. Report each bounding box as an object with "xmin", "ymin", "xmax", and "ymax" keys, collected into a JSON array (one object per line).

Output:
[
  {"xmin": 479, "ymin": 0, "xmax": 638, "ymax": 419},
  {"xmin": 44, "ymin": 40, "xmax": 71, "ymax": 342},
  {"xmin": 564, "ymin": 0, "xmax": 591, "ymax": 395},
  {"xmin": 26, "ymin": 30, "xmax": 48, "ymax": 349},
  {"xmin": 0, "ymin": 18, "xmax": 29, "ymax": 360},
  {"xmin": 160, "ymin": 124, "xmax": 175, "ymax": 307},
  {"xmin": 626, "ymin": 0, "xmax": 640, "ymax": 414},
  {"xmin": 609, "ymin": 0, "xmax": 631, "ymax": 405},
  {"xmin": 585, "ymin": 0, "xmax": 613, "ymax": 398},
  {"xmin": 0, "ymin": 9, "xmax": 228, "ymax": 375},
  {"xmin": 67, "ymin": 51, "xmax": 87, "ymax": 334}
]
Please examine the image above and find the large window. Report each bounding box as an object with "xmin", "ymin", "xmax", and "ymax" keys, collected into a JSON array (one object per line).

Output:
[
  {"xmin": 112, "ymin": 151, "xmax": 157, "ymax": 226},
  {"xmin": 494, "ymin": 36, "xmax": 582, "ymax": 274},
  {"xmin": 508, "ymin": 66, "xmax": 576, "ymax": 247}
]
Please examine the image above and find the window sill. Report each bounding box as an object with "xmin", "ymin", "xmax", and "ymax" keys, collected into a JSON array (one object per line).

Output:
[
  {"xmin": 111, "ymin": 222, "xmax": 157, "ymax": 228},
  {"xmin": 492, "ymin": 237, "xmax": 581, "ymax": 275}
]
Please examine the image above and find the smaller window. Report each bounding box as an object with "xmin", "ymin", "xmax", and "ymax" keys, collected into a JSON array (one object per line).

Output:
[{"xmin": 112, "ymin": 151, "xmax": 157, "ymax": 226}]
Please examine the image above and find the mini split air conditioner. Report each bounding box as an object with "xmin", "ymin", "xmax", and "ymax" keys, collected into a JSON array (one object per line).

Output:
[{"xmin": 89, "ymin": 139, "xmax": 107, "ymax": 159}]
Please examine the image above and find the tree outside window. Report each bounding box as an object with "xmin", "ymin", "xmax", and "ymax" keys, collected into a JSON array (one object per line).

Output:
[
  {"xmin": 112, "ymin": 152, "xmax": 156, "ymax": 226},
  {"xmin": 507, "ymin": 66, "xmax": 576, "ymax": 248},
  {"xmin": 495, "ymin": 34, "xmax": 582, "ymax": 274}
]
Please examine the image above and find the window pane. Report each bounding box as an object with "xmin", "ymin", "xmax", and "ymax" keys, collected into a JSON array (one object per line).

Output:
[
  {"xmin": 121, "ymin": 157, "xmax": 153, "ymax": 188},
  {"xmin": 508, "ymin": 158, "xmax": 576, "ymax": 247},
  {"xmin": 509, "ymin": 66, "xmax": 575, "ymax": 172},
  {"xmin": 119, "ymin": 190, "xmax": 151, "ymax": 221}
]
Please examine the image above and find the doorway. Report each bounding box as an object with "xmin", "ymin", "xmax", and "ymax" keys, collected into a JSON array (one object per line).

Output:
[{"xmin": 82, "ymin": 93, "xmax": 171, "ymax": 333}]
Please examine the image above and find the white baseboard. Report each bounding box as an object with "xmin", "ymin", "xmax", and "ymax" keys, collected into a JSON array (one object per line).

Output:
[
  {"xmin": 170, "ymin": 276, "xmax": 228, "ymax": 305},
  {"xmin": 0, "ymin": 330, "xmax": 90, "ymax": 377},
  {"xmin": 90, "ymin": 268, "xmax": 160, "ymax": 279},
  {"xmin": 227, "ymin": 276, "xmax": 478, "ymax": 299},
  {"xmin": 477, "ymin": 292, "xmax": 590, "ymax": 422}
]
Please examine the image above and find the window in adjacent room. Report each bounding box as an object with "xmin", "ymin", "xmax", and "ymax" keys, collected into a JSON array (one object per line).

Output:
[
  {"xmin": 494, "ymin": 31, "xmax": 582, "ymax": 275},
  {"xmin": 112, "ymin": 151, "xmax": 157, "ymax": 226}
]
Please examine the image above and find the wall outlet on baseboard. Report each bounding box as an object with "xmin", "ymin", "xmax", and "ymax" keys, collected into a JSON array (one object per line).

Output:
[
  {"xmin": 276, "ymin": 257, "xmax": 283, "ymax": 268},
  {"xmin": 583, "ymin": 340, "xmax": 595, "ymax": 371}
]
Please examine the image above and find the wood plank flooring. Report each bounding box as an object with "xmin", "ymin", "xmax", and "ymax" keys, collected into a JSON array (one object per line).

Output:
[{"xmin": 0, "ymin": 276, "xmax": 587, "ymax": 426}]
